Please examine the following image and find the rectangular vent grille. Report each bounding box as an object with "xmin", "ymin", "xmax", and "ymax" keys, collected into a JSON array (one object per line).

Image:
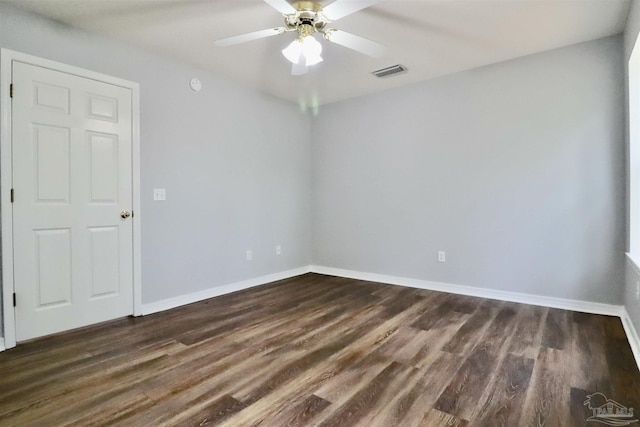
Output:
[{"xmin": 372, "ymin": 64, "xmax": 406, "ymax": 78}]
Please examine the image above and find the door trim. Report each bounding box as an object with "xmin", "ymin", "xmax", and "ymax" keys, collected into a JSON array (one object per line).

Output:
[{"xmin": 1, "ymin": 49, "xmax": 142, "ymax": 349}]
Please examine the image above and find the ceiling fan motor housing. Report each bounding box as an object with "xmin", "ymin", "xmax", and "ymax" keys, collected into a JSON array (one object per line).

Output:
[{"xmin": 284, "ymin": 2, "xmax": 328, "ymax": 32}]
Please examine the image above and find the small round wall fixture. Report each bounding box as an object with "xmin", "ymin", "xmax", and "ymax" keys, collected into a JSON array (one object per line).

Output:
[{"xmin": 189, "ymin": 78, "xmax": 202, "ymax": 92}]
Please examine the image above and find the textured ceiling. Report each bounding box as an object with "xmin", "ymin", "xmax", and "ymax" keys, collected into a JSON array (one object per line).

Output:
[{"xmin": 3, "ymin": 0, "xmax": 631, "ymax": 106}]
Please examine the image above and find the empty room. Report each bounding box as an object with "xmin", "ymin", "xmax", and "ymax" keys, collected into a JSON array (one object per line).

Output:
[{"xmin": 0, "ymin": 0, "xmax": 639, "ymax": 425}]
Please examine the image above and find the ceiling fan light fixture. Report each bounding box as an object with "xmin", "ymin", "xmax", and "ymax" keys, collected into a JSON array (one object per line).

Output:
[
  {"xmin": 282, "ymin": 35, "xmax": 323, "ymax": 67},
  {"xmin": 302, "ymin": 35, "xmax": 323, "ymax": 65},
  {"xmin": 282, "ymin": 39, "xmax": 303, "ymax": 63}
]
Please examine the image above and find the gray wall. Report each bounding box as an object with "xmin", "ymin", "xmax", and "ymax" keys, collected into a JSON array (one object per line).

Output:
[
  {"xmin": 624, "ymin": 0, "xmax": 640, "ymax": 334},
  {"xmin": 0, "ymin": 2, "xmax": 312, "ymax": 319},
  {"xmin": 312, "ymin": 36, "xmax": 625, "ymax": 304}
]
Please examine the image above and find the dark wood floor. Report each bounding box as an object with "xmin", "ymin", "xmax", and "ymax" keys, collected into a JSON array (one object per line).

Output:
[{"xmin": 0, "ymin": 273, "xmax": 639, "ymax": 426}]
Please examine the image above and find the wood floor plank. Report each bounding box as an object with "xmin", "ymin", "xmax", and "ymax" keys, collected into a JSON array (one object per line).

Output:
[
  {"xmin": 448, "ymin": 295, "xmax": 481, "ymax": 314},
  {"xmin": 375, "ymin": 325, "xmax": 432, "ymax": 364},
  {"xmin": 440, "ymin": 299, "xmax": 504, "ymax": 355},
  {"xmin": 62, "ymin": 391, "xmax": 155, "ymax": 427},
  {"xmin": 216, "ymin": 292, "xmax": 437, "ymax": 426},
  {"xmin": 570, "ymin": 312, "xmax": 612, "ymax": 395},
  {"xmin": 314, "ymin": 361, "xmax": 417, "ymax": 427},
  {"xmin": 381, "ymin": 287, "xmax": 428, "ymax": 318},
  {"xmin": 231, "ymin": 307, "xmax": 388, "ymax": 404},
  {"xmin": 372, "ymin": 351, "xmax": 466, "ymax": 427},
  {"xmin": 240, "ymin": 330, "xmax": 377, "ymax": 406},
  {"xmin": 469, "ymin": 353, "xmax": 534, "ymax": 426},
  {"xmin": 141, "ymin": 307, "xmax": 388, "ymax": 425},
  {"xmin": 434, "ymin": 341, "xmax": 500, "ymax": 420},
  {"xmin": 262, "ymin": 394, "xmax": 331, "ymax": 427},
  {"xmin": 541, "ymin": 307, "xmax": 571, "ymax": 350},
  {"xmin": 410, "ymin": 294, "xmax": 458, "ymax": 331},
  {"xmin": 568, "ymin": 387, "xmax": 593, "ymax": 427},
  {"xmin": 475, "ymin": 303, "xmax": 520, "ymax": 355},
  {"xmin": 0, "ymin": 341, "xmax": 178, "ymax": 417},
  {"xmin": 0, "ymin": 353, "xmax": 175, "ymax": 425},
  {"xmin": 0, "ymin": 273, "xmax": 637, "ymax": 426},
  {"xmin": 312, "ymin": 350, "xmax": 390, "ymax": 404},
  {"xmin": 434, "ymin": 303, "xmax": 520, "ymax": 420},
  {"xmin": 409, "ymin": 312, "xmax": 469, "ymax": 370},
  {"xmin": 507, "ymin": 305, "xmax": 546, "ymax": 359},
  {"xmin": 520, "ymin": 347, "xmax": 572, "ymax": 427},
  {"xmin": 604, "ymin": 333, "xmax": 640, "ymax": 411},
  {"xmin": 173, "ymin": 394, "xmax": 248, "ymax": 427},
  {"xmin": 418, "ymin": 409, "xmax": 469, "ymax": 427}
]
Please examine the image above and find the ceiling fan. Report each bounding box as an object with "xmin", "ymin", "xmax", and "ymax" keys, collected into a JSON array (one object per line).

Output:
[{"xmin": 215, "ymin": 0, "xmax": 386, "ymax": 76}]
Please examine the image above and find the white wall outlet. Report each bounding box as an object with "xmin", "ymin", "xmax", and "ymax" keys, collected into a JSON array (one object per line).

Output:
[
  {"xmin": 153, "ymin": 188, "xmax": 166, "ymax": 201},
  {"xmin": 636, "ymin": 281, "xmax": 640, "ymax": 300},
  {"xmin": 276, "ymin": 245, "xmax": 281, "ymax": 255},
  {"xmin": 246, "ymin": 250, "xmax": 252, "ymax": 261},
  {"xmin": 438, "ymin": 251, "xmax": 446, "ymax": 263}
]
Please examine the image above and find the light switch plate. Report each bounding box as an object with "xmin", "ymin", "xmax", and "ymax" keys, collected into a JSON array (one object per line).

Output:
[{"xmin": 153, "ymin": 188, "xmax": 166, "ymax": 201}]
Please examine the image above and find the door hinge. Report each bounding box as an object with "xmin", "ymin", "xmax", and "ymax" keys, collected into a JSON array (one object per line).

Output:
[
  {"xmin": 131, "ymin": 210, "xmax": 134, "ymax": 218},
  {"xmin": 10, "ymin": 188, "xmax": 14, "ymax": 203},
  {"xmin": 13, "ymin": 293, "xmax": 16, "ymax": 307},
  {"xmin": 9, "ymin": 83, "xmax": 13, "ymax": 98}
]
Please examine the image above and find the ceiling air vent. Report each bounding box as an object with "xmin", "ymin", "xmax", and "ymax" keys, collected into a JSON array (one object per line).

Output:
[{"xmin": 372, "ymin": 64, "xmax": 407, "ymax": 78}]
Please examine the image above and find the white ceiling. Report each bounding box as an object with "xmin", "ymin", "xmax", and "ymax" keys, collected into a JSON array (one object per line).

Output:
[{"xmin": 4, "ymin": 0, "xmax": 631, "ymax": 107}]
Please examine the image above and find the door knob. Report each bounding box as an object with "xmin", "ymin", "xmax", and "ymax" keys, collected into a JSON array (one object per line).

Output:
[{"xmin": 120, "ymin": 210, "xmax": 131, "ymax": 219}]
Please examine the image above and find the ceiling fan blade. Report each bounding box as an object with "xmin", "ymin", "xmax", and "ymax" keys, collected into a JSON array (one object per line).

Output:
[
  {"xmin": 324, "ymin": 29, "xmax": 386, "ymax": 58},
  {"xmin": 215, "ymin": 28, "xmax": 285, "ymax": 47},
  {"xmin": 264, "ymin": 0, "xmax": 297, "ymax": 15},
  {"xmin": 291, "ymin": 62, "xmax": 309, "ymax": 76},
  {"xmin": 322, "ymin": 0, "xmax": 380, "ymax": 22}
]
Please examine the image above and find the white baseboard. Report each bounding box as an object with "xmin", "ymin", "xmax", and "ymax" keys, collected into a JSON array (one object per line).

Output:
[
  {"xmin": 310, "ymin": 265, "xmax": 625, "ymax": 317},
  {"xmin": 2, "ymin": 264, "xmax": 638, "ymax": 372},
  {"xmin": 140, "ymin": 266, "xmax": 312, "ymax": 315},
  {"xmin": 622, "ymin": 308, "xmax": 640, "ymax": 372}
]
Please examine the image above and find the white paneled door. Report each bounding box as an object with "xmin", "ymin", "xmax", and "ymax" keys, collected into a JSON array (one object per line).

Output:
[{"xmin": 12, "ymin": 61, "xmax": 134, "ymax": 341}]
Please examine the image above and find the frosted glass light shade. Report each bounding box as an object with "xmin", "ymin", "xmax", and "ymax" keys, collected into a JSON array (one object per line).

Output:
[
  {"xmin": 282, "ymin": 39, "xmax": 303, "ymax": 64},
  {"xmin": 282, "ymin": 35, "xmax": 323, "ymax": 67},
  {"xmin": 301, "ymin": 35, "xmax": 323, "ymax": 66}
]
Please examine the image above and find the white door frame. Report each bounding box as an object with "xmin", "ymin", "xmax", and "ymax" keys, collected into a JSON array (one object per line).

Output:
[{"xmin": 1, "ymin": 49, "xmax": 142, "ymax": 349}]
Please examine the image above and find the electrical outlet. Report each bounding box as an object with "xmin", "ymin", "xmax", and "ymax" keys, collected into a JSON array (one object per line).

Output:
[
  {"xmin": 246, "ymin": 250, "xmax": 252, "ymax": 261},
  {"xmin": 438, "ymin": 251, "xmax": 446, "ymax": 263},
  {"xmin": 636, "ymin": 281, "xmax": 640, "ymax": 300},
  {"xmin": 276, "ymin": 245, "xmax": 281, "ymax": 255}
]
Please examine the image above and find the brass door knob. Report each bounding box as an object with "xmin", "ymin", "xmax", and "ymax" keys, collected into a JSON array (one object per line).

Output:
[{"xmin": 120, "ymin": 210, "xmax": 131, "ymax": 219}]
